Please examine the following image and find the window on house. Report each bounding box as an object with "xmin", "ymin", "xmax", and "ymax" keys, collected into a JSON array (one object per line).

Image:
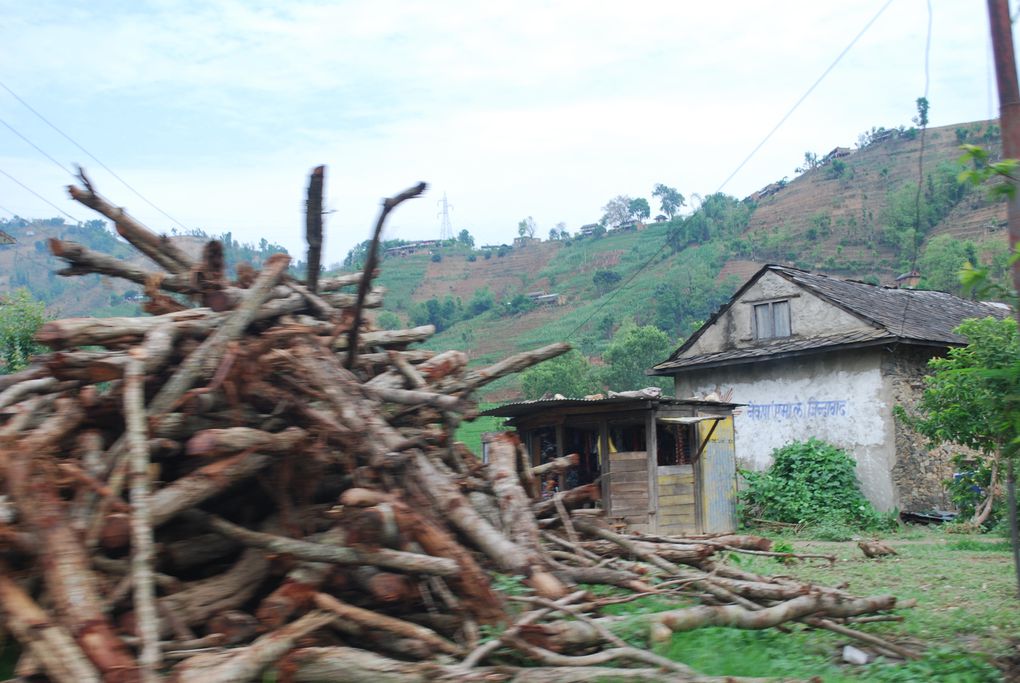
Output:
[{"xmin": 753, "ymin": 300, "xmax": 791, "ymax": 339}]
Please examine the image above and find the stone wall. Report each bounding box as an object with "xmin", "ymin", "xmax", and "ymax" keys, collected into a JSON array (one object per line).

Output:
[{"xmin": 883, "ymin": 346, "xmax": 955, "ymax": 512}]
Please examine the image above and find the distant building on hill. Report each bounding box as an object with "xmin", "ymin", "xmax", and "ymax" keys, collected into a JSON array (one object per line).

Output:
[{"xmin": 384, "ymin": 240, "xmax": 441, "ymax": 258}]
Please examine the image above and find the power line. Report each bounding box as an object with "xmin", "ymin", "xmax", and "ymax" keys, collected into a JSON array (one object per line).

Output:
[
  {"xmin": 0, "ymin": 117, "xmax": 76, "ymax": 176},
  {"xmin": 0, "ymin": 167, "xmax": 82, "ymax": 223},
  {"xmin": 565, "ymin": 1, "xmax": 894, "ymax": 342},
  {"xmin": 715, "ymin": 0, "xmax": 895, "ymax": 194},
  {"xmin": 0, "ymin": 78, "xmax": 190, "ymax": 231}
]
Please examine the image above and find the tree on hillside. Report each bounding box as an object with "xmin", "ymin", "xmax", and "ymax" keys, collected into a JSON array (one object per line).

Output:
[
  {"xmin": 518, "ymin": 217, "xmax": 537, "ymax": 239},
  {"xmin": 628, "ymin": 197, "xmax": 650, "ymax": 221},
  {"xmin": 457, "ymin": 229, "xmax": 475, "ymax": 248},
  {"xmin": 0, "ymin": 289, "xmax": 47, "ymax": 374},
  {"xmin": 520, "ymin": 350, "xmax": 599, "ymax": 399},
  {"xmin": 592, "ymin": 269, "xmax": 622, "ymax": 295},
  {"xmin": 555, "ymin": 221, "xmax": 569, "ymax": 240},
  {"xmin": 796, "ymin": 151, "xmax": 820, "ymax": 174},
  {"xmin": 652, "ymin": 184, "xmax": 685, "ymax": 219},
  {"xmin": 601, "ymin": 196, "xmax": 632, "ymax": 228},
  {"xmin": 600, "ymin": 323, "xmax": 673, "ymax": 392},
  {"xmin": 918, "ymin": 234, "xmax": 977, "ymax": 295}
]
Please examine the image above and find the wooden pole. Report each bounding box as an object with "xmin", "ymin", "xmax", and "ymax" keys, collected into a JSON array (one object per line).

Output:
[
  {"xmin": 987, "ymin": 0, "xmax": 1020, "ymax": 600},
  {"xmin": 305, "ymin": 165, "xmax": 325, "ymax": 293}
]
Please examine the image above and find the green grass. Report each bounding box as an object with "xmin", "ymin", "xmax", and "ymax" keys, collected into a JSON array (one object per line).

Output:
[
  {"xmin": 454, "ymin": 403, "xmax": 508, "ymax": 455},
  {"xmin": 603, "ymin": 526, "xmax": 1017, "ymax": 681}
]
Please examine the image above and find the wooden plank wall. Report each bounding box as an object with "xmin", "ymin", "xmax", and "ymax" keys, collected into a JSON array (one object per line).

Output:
[
  {"xmin": 608, "ymin": 451, "xmax": 649, "ymax": 532},
  {"xmin": 656, "ymin": 464, "xmax": 697, "ymax": 534}
]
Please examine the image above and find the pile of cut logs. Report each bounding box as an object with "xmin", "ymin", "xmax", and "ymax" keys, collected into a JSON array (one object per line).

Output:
[{"xmin": 0, "ymin": 170, "xmax": 915, "ymax": 682}]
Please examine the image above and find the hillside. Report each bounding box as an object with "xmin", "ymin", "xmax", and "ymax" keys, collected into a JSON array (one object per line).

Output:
[{"xmin": 3, "ymin": 119, "xmax": 1011, "ymax": 400}]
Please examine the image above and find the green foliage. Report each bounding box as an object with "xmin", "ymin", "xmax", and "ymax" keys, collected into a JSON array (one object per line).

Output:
[
  {"xmin": 375, "ymin": 311, "xmax": 402, "ymax": 330},
  {"xmin": 879, "ymin": 162, "xmax": 969, "ymax": 268},
  {"xmin": 468, "ymin": 287, "xmax": 494, "ymax": 316},
  {"xmin": 500, "ymin": 293, "xmax": 535, "ymax": 317},
  {"xmin": 667, "ymin": 193, "xmax": 751, "ymax": 251},
  {"xmin": 958, "ymin": 144, "xmax": 1019, "ymax": 201},
  {"xmin": 520, "ymin": 349, "xmax": 599, "ymax": 399},
  {"xmin": 592, "ymin": 269, "xmax": 622, "ymax": 295},
  {"xmin": 911, "ymin": 317, "xmax": 1019, "ymax": 458},
  {"xmin": 918, "ymin": 234, "xmax": 978, "ymax": 295},
  {"xmin": 652, "ymin": 184, "xmax": 685, "ymax": 218},
  {"xmin": 627, "ymin": 197, "xmax": 650, "ymax": 220},
  {"xmin": 409, "ymin": 296, "xmax": 463, "ymax": 332},
  {"xmin": 457, "ymin": 229, "xmax": 474, "ymax": 248},
  {"xmin": 0, "ymin": 289, "xmax": 47, "ymax": 374},
  {"xmin": 944, "ymin": 452, "xmax": 1000, "ymax": 525},
  {"xmin": 947, "ymin": 538, "xmax": 1012, "ymax": 552},
  {"xmin": 430, "ymin": 251, "xmax": 442, "ymax": 263},
  {"xmin": 825, "ymin": 158, "xmax": 850, "ymax": 179},
  {"xmin": 599, "ymin": 323, "xmax": 673, "ymax": 392},
  {"xmin": 740, "ymin": 439, "xmax": 888, "ymax": 528}
]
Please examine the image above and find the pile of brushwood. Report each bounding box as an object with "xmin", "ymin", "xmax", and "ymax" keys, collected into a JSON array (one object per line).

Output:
[{"xmin": 0, "ymin": 169, "xmax": 916, "ymax": 682}]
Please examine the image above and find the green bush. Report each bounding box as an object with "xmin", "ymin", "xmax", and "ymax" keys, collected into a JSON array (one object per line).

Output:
[{"xmin": 740, "ymin": 438, "xmax": 890, "ymax": 529}]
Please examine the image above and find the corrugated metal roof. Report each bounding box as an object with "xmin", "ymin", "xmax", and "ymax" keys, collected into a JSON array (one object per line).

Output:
[{"xmin": 481, "ymin": 396, "xmax": 737, "ymax": 418}]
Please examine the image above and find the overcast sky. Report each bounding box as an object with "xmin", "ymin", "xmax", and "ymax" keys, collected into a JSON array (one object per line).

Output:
[{"xmin": 0, "ymin": 1, "xmax": 1010, "ymax": 265}]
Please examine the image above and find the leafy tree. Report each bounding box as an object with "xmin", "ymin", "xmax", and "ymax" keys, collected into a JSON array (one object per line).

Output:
[
  {"xmin": 906, "ymin": 317, "xmax": 1018, "ymax": 524},
  {"xmin": 627, "ymin": 197, "xmax": 650, "ymax": 221},
  {"xmin": 548, "ymin": 227, "xmax": 560, "ymax": 241},
  {"xmin": 666, "ymin": 193, "xmax": 751, "ymax": 251},
  {"xmin": 0, "ymin": 289, "xmax": 47, "ymax": 374},
  {"xmin": 918, "ymin": 234, "xmax": 977, "ymax": 295},
  {"xmin": 518, "ymin": 217, "xmax": 537, "ymax": 239},
  {"xmin": 410, "ymin": 296, "xmax": 463, "ymax": 332},
  {"xmin": 592, "ymin": 269, "xmax": 622, "ymax": 295},
  {"xmin": 652, "ymin": 184, "xmax": 685, "ymax": 219},
  {"xmin": 796, "ymin": 151, "xmax": 820, "ymax": 174},
  {"xmin": 376, "ymin": 311, "xmax": 402, "ymax": 330},
  {"xmin": 599, "ymin": 323, "xmax": 673, "ymax": 392},
  {"xmin": 520, "ymin": 350, "xmax": 599, "ymax": 399},
  {"xmin": 457, "ymin": 229, "xmax": 475, "ymax": 248},
  {"xmin": 500, "ymin": 293, "xmax": 535, "ymax": 317},
  {"xmin": 468, "ymin": 287, "xmax": 494, "ymax": 316},
  {"xmin": 601, "ymin": 195, "xmax": 632, "ymax": 228},
  {"xmin": 555, "ymin": 221, "xmax": 569, "ymax": 239},
  {"xmin": 913, "ymin": 96, "xmax": 930, "ymax": 128}
]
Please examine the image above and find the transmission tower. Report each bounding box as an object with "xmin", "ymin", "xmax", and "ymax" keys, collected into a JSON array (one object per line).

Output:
[{"xmin": 437, "ymin": 193, "xmax": 454, "ymax": 241}]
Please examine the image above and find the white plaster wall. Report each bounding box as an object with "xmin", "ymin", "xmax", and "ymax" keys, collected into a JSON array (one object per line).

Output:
[
  {"xmin": 675, "ymin": 350, "xmax": 899, "ymax": 511},
  {"xmin": 684, "ymin": 272, "xmax": 871, "ymax": 356}
]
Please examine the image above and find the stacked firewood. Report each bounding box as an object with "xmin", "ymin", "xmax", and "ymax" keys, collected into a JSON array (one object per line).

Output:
[{"xmin": 0, "ymin": 171, "xmax": 915, "ymax": 682}]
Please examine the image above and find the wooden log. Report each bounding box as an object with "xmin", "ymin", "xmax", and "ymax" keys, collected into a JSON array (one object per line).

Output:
[
  {"xmin": 36, "ymin": 309, "xmax": 214, "ymax": 350},
  {"xmin": 332, "ymin": 325, "xmax": 435, "ymax": 351},
  {"xmin": 148, "ymin": 252, "xmax": 291, "ymax": 417},
  {"xmin": 124, "ymin": 352, "xmax": 160, "ymax": 681},
  {"xmin": 5, "ymin": 406, "xmax": 140, "ymax": 681},
  {"xmin": 171, "ymin": 609, "xmax": 335, "ymax": 681},
  {"xmin": 363, "ymin": 385, "xmax": 462, "ymax": 411},
  {"xmin": 530, "ymin": 453, "xmax": 579, "ymax": 477},
  {"xmin": 412, "ymin": 452, "xmax": 533, "ymax": 575},
  {"xmin": 185, "ymin": 426, "xmax": 307, "ymax": 457},
  {"xmin": 460, "ymin": 342, "xmax": 570, "ymax": 391},
  {"xmin": 50, "ymin": 238, "xmax": 197, "ymax": 294},
  {"xmin": 318, "ymin": 272, "xmax": 363, "ymax": 291},
  {"xmin": 346, "ymin": 182, "xmax": 427, "ymax": 369},
  {"xmin": 0, "ymin": 570, "xmax": 101, "ymax": 683},
  {"xmin": 68, "ymin": 170, "xmax": 194, "ymax": 274},
  {"xmin": 532, "ymin": 483, "xmax": 601, "ymax": 517},
  {"xmin": 202, "ymin": 513, "xmax": 461, "ymax": 576},
  {"xmin": 313, "ymin": 592, "xmax": 463, "ymax": 655},
  {"xmin": 149, "ymin": 452, "xmax": 275, "ymax": 527},
  {"xmin": 486, "ymin": 434, "xmax": 545, "ymax": 560},
  {"xmin": 305, "ymin": 165, "xmax": 325, "ymax": 292},
  {"xmin": 0, "ymin": 376, "xmax": 73, "ymax": 410}
]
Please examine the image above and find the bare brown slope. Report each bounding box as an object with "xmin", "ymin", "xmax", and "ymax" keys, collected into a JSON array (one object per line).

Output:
[{"xmin": 740, "ymin": 120, "xmax": 1006, "ymax": 282}]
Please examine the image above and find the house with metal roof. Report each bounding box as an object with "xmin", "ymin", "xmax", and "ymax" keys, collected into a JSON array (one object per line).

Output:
[
  {"xmin": 483, "ymin": 394, "xmax": 739, "ymax": 534},
  {"xmin": 650, "ymin": 264, "xmax": 1010, "ymax": 513}
]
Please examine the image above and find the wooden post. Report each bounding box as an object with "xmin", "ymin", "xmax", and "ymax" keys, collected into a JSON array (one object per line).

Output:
[
  {"xmin": 305, "ymin": 165, "xmax": 325, "ymax": 293},
  {"xmin": 986, "ymin": 0, "xmax": 1020, "ymax": 599}
]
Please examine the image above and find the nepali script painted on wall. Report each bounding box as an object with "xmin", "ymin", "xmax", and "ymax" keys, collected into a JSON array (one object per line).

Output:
[{"xmin": 746, "ymin": 399, "xmax": 849, "ymax": 421}]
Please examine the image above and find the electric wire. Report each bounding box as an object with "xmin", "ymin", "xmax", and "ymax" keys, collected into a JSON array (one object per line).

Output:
[
  {"xmin": 564, "ymin": 1, "xmax": 895, "ymax": 343},
  {"xmin": 0, "ymin": 167, "xmax": 82, "ymax": 223},
  {"xmin": 0, "ymin": 78, "xmax": 189, "ymax": 231},
  {"xmin": 0, "ymin": 117, "xmax": 76, "ymax": 176},
  {"xmin": 715, "ymin": 0, "xmax": 896, "ymax": 195}
]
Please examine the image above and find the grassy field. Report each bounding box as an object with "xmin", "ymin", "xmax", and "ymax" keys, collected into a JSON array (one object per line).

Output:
[{"xmin": 612, "ymin": 525, "xmax": 1018, "ymax": 681}]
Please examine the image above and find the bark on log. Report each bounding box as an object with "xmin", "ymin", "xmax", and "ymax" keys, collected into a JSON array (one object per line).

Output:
[
  {"xmin": 0, "ymin": 570, "xmax": 102, "ymax": 683},
  {"xmin": 305, "ymin": 165, "xmax": 325, "ymax": 293},
  {"xmin": 202, "ymin": 513, "xmax": 461, "ymax": 576},
  {"xmin": 530, "ymin": 453, "xmax": 579, "ymax": 478},
  {"xmin": 149, "ymin": 452, "xmax": 274, "ymax": 527},
  {"xmin": 171, "ymin": 609, "xmax": 335, "ymax": 682},
  {"xmin": 185, "ymin": 426, "xmax": 307, "ymax": 457},
  {"xmin": 68, "ymin": 171, "xmax": 194, "ymax": 274},
  {"xmin": 318, "ymin": 272, "xmax": 363, "ymax": 291},
  {"xmin": 460, "ymin": 342, "xmax": 571, "ymax": 391},
  {"xmin": 532, "ymin": 484, "xmax": 601, "ymax": 517},
  {"xmin": 332, "ymin": 325, "xmax": 435, "ymax": 351},
  {"xmin": 313, "ymin": 592, "xmax": 463, "ymax": 655},
  {"xmin": 50, "ymin": 238, "xmax": 197, "ymax": 294}
]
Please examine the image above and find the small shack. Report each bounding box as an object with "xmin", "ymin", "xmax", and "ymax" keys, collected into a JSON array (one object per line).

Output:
[{"xmin": 482, "ymin": 396, "xmax": 739, "ymax": 534}]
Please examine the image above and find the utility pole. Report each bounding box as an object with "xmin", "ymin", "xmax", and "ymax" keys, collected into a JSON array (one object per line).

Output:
[{"xmin": 986, "ymin": 0, "xmax": 1020, "ymax": 598}]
